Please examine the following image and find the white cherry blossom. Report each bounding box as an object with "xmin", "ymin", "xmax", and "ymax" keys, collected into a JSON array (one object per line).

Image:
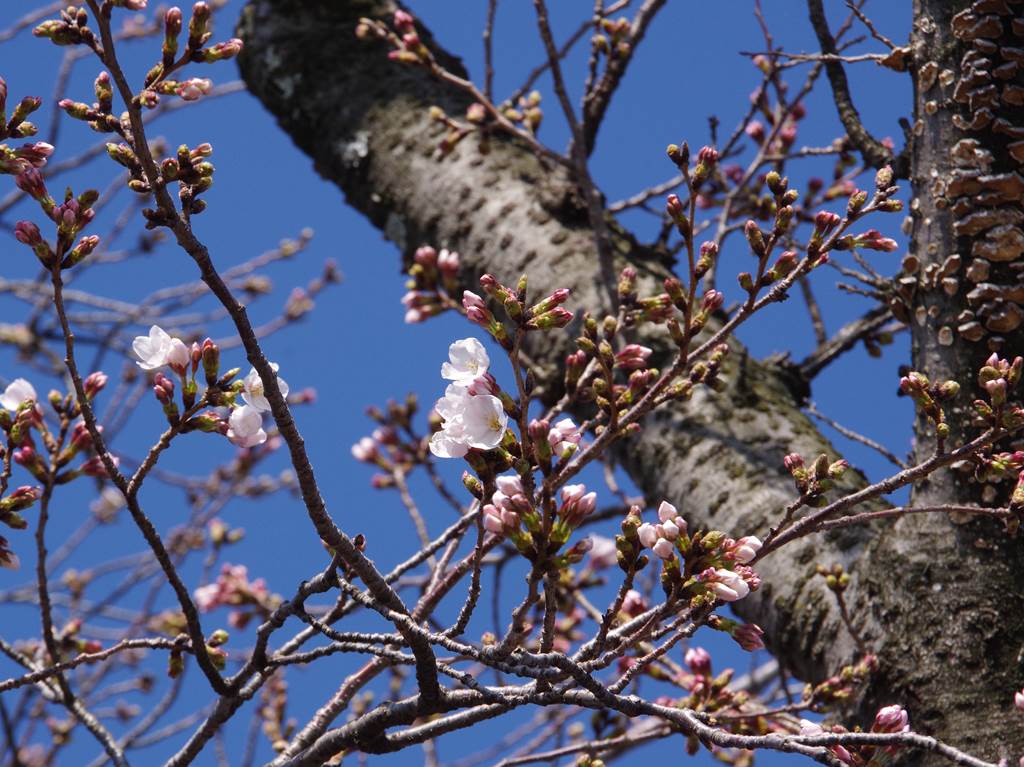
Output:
[
  {"xmin": 429, "ymin": 423, "xmax": 471, "ymax": 459},
  {"xmin": 242, "ymin": 363, "xmax": 289, "ymax": 412},
  {"xmin": 132, "ymin": 325, "xmax": 174, "ymax": 370},
  {"xmin": 458, "ymin": 393, "xmax": 507, "ymax": 449},
  {"xmin": 166, "ymin": 338, "xmax": 191, "ymax": 373},
  {"xmin": 430, "ymin": 341, "xmax": 507, "ymax": 458},
  {"xmin": 226, "ymin": 405, "xmax": 267, "ymax": 448},
  {"xmin": 1, "ymin": 378, "xmax": 37, "ymax": 411},
  {"xmin": 704, "ymin": 568, "xmax": 750, "ymax": 602},
  {"xmin": 729, "ymin": 535, "xmax": 762, "ymax": 564},
  {"xmin": 441, "ymin": 338, "xmax": 490, "ymax": 383}
]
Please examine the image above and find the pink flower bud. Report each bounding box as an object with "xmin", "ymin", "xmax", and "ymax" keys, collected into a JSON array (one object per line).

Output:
[
  {"xmin": 727, "ymin": 535, "xmax": 762, "ymax": 564},
  {"xmin": 615, "ymin": 344, "xmax": 653, "ymax": 371},
  {"xmin": 437, "ymin": 248, "xmax": 459, "ymax": 274},
  {"xmin": 351, "ymin": 437, "xmax": 378, "ymax": 463},
  {"xmin": 166, "ymin": 338, "xmax": 190, "ymax": 374},
  {"xmin": 466, "ymin": 372, "xmax": 499, "ymax": 396},
  {"xmin": 81, "ymin": 454, "xmax": 118, "ymax": 478},
  {"xmin": 393, "ymin": 9, "xmax": 415, "ymax": 30},
  {"xmin": 637, "ymin": 522, "xmax": 658, "ymax": 549},
  {"xmin": 15, "ymin": 170, "xmax": 48, "ymax": 201},
  {"xmin": 685, "ymin": 646, "xmax": 712, "ymax": 676},
  {"xmin": 70, "ymin": 421, "xmax": 96, "ymax": 451},
  {"xmin": 814, "ymin": 210, "xmax": 841, "ymax": 232},
  {"xmin": 652, "ymin": 538, "xmax": 675, "ymax": 560},
  {"xmin": 701, "ymin": 567, "xmax": 750, "ymax": 601},
  {"xmin": 701, "ymin": 289, "xmax": 724, "ymax": 312},
  {"xmin": 872, "ymin": 704, "xmax": 909, "ymax": 733},
  {"xmin": 560, "ymin": 484, "xmax": 585, "ymax": 503},
  {"xmin": 176, "ymin": 77, "xmax": 212, "ymax": 101},
  {"xmin": 483, "ymin": 504, "xmax": 505, "ymax": 534},
  {"xmin": 495, "ymin": 474, "xmax": 523, "ymax": 496},
  {"xmin": 657, "ymin": 501, "xmax": 678, "ymax": 523},
  {"xmin": 621, "ymin": 589, "xmax": 646, "ymax": 616},
  {"xmin": 413, "ymin": 245, "xmax": 437, "ymax": 266},
  {"xmin": 697, "ymin": 146, "xmax": 719, "ymax": 165},
  {"xmin": 733, "ymin": 623, "xmax": 765, "ymax": 651},
  {"xmin": 14, "ymin": 221, "xmax": 42, "ymax": 246}
]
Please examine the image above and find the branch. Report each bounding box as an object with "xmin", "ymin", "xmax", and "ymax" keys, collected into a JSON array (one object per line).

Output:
[{"xmin": 806, "ymin": 0, "xmax": 905, "ymax": 175}]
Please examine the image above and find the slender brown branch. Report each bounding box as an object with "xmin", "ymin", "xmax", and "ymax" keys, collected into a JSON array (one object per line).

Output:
[{"xmin": 806, "ymin": 0, "xmax": 903, "ymax": 175}]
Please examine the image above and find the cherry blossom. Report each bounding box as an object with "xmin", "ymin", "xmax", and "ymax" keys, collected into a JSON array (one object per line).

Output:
[
  {"xmin": 351, "ymin": 437, "xmax": 378, "ymax": 462},
  {"xmin": 726, "ymin": 535, "xmax": 762, "ymax": 564},
  {"xmin": 621, "ymin": 589, "xmax": 646, "ymax": 616},
  {"xmin": 873, "ymin": 704, "xmax": 910, "ymax": 733},
  {"xmin": 798, "ymin": 721, "xmax": 854, "ymax": 765},
  {"xmin": 176, "ymin": 77, "xmax": 213, "ymax": 101},
  {"xmin": 548, "ymin": 417, "xmax": 582, "ymax": 455},
  {"xmin": 132, "ymin": 325, "xmax": 174, "ymax": 370},
  {"xmin": 734, "ymin": 623, "xmax": 765, "ymax": 651},
  {"xmin": 685, "ymin": 646, "xmax": 712, "ymax": 675},
  {"xmin": 429, "ymin": 377, "xmax": 508, "ymax": 458},
  {"xmin": 166, "ymin": 338, "xmax": 191, "ymax": 374},
  {"xmin": 701, "ymin": 567, "xmax": 750, "ymax": 602},
  {"xmin": 638, "ymin": 501, "xmax": 687, "ymax": 559},
  {"xmin": 483, "ymin": 503, "xmax": 519, "ymax": 535},
  {"xmin": 242, "ymin": 363, "xmax": 289, "ymax": 412},
  {"xmin": 495, "ymin": 474, "xmax": 523, "ymax": 496},
  {"xmin": 441, "ymin": 338, "xmax": 490, "ymax": 383},
  {"xmin": 226, "ymin": 405, "xmax": 267, "ymax": 448},
  {"xmin": 1015, "ymin": 689, "xmax": 1024, "ymax": 712},
  {"xmin": 1, "ymin": 378, "xmax": 37, "ymax": 411},
  {"xmin": 558, "ymin": 483, "xmax": 597, "ymax": 527},
  {"xmin": 437, "ymin": 248, "xmax": 459, "ymax": 275}
]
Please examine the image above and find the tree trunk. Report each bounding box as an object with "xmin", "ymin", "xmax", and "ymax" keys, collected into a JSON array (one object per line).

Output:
[
  {"xmin": 874, "ymin": 0, "xmax": 1024, "ymax": 757},
  {"xmin": 236, "ymin": 0, "xmax": 1024, "ymax": 759}
]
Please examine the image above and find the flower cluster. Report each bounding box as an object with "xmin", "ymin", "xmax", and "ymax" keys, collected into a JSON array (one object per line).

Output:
[
  {"xmin": 429, "ymin": 339, "xmax": 509, "ymax": 458},
  {"xmin": 628, "ymin": 501, "xmax": 761, "ymax": 604},
  {"xmin": 13, "ymin": 168, "xmax": 100, "ymax": 269},
  {"xmin": 799, "ymin": 704, "xmax": 909, "ymax": 765},
  {"xmin": 401, "ymin": 245, "xmax": 461, "ymax": 322},
  {"xmin": 783, "ymin": 452, "xmax": 849, "ymax": 505},
  {"xmin": 193, "ymin": 563, "xmax": 278, "ymax": 629},
  {"xmin": 463, "ymin": 273, "xmax": 573, "ymax": 350},
  {"xmin": 976, "ymin": 352, "xmax": 1024, "ymax": 414},
  {"xmin": 132, "ymin": 324, "xmax": 290, "ymax": 449},
  {"xmin": 482, "ymin": 474, "xmax": 530, "ymax": 537},
  {"xmin": 833, "ymin": 228, "xmax": 899, "ymax": 252},
  {"xmin": 555, "ymin": 483, "xmax": 597, "ymax": 533},
  {"xmin": 0, "ymin": 368, "xmax": 115, "ymax": 568},
  {"xmin": 0, "ymin": 77, "xmax": 52, "ymax": 177},
  {"xmin": 667, "ymin": 644, "xmax": 783, "ymax": 750},
  {"xmin": 638, "ymin": 501, "xmax": 688, "ymax": 560}
]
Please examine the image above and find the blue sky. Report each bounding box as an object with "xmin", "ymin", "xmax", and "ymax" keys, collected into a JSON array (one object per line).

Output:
[{"xmin": 0, "ymin": 2, "xmax": 913, "ymax": 765}]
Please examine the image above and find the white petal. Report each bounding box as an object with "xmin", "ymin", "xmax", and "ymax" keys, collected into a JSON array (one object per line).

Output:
[
  {"xmin": 1, "ymin": 379, "xmax": 37, "ymax": 411},
  {"xmin": 463, "ymin": 395, "xmax": 507, "ymax": 449},
  {"xmin": 429, "ymin": 430, "xmax": 468, "ymax": 458},
  {"xmin": 442, "ymin": 338, "xmax": 490, "ymax": 381}
]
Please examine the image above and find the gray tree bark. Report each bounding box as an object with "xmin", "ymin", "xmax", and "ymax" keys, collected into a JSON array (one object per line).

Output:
[{"xmin": 236, "ymin": 0, "xmax": 1024, "ymax": 760}]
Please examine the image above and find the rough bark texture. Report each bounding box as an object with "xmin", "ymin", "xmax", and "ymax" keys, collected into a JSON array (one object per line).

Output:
[
  {"xmin": 236, "ymin": 0, "xmax": 1024, "ymax": 759},
  {"xmin": 884, "ymin": 0, "xmax": 1024, "ymax": 757}
]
